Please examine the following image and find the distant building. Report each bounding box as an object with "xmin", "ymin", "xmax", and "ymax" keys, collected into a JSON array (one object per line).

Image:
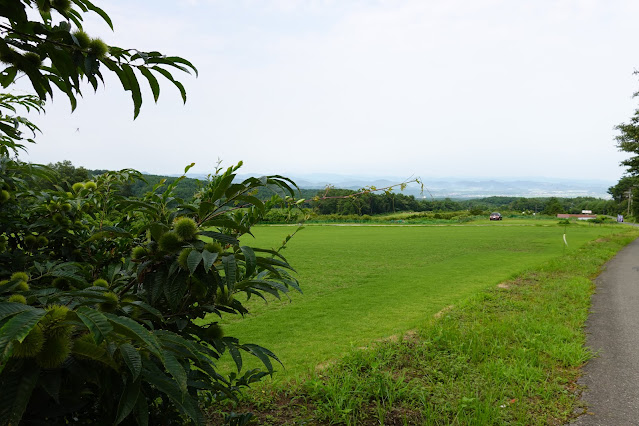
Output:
[{"xmin": 581, "ymin": 210, "xmax": 592, "ymax": 214}]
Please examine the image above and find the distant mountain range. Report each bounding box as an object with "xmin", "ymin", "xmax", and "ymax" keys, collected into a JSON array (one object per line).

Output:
[{"xmin": 176, "ymin": 172, "xmax": 614, "ymax": 199}]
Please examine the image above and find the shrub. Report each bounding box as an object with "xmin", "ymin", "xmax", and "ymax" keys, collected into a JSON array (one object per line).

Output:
[{"xmin": 0, "ymin": 161, "xmax": 302, "ymax": 425}]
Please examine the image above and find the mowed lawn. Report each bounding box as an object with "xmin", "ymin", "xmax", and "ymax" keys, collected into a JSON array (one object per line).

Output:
[{"xmin": 217, "ymin": 222, "xmax": 619, "ymax": 378}]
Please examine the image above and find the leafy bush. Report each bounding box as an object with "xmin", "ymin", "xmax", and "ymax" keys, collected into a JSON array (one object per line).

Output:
[
  {"xmin": 0, "ymin": 160, "xmax": 302, "ymax": 425},
  {"xmin": 0, "ymin": 3, "xmax": 306, "ymax": 424}
]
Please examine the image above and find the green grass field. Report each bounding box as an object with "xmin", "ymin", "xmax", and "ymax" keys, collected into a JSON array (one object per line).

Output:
[{"xmin": 216, "ymin": 220, "xmax": 622, "ymax": 379}]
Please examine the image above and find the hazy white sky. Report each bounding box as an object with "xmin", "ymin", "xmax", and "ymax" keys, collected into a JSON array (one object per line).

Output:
[{"xmin": 17, "ymin": 0, "xmax": 639, "ymax": 181}]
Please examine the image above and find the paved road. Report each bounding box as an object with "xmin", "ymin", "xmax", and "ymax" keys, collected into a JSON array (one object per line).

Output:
[{"xmin": 571, "ymin": 236, "xmax": 639, "ymax": 425}]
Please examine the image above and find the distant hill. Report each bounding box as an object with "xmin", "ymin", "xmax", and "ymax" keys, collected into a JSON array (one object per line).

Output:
[
  {"xmin": 191, "ymin": 173, "xmax": 613, "ymax": 200},
  {"xmin": 155, "ymin": 170, "xmax": 613, "ymax": 200}
]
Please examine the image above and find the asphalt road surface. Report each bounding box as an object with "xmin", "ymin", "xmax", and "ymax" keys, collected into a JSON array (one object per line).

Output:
[{"xmin": 570, "ymin": 236, "xmax": 639, "ymax": 425}]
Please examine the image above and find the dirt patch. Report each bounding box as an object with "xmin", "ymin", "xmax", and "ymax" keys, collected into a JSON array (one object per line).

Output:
[
  {"xmin": 403, "ymin": 329, "xmax": 419, "ymax": 342},
  {"xmin": 434, "ymin": 305, "xmax": 454, "ymax": 318},
  {"xmin": 315, "ymin": 359, "xmax": 336, "ymax": 373}
]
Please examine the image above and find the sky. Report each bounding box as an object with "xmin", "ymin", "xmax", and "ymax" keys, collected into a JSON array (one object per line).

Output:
[{"xmin": 16, "ymin": 0, "xmax": 639, "ymax": 182}]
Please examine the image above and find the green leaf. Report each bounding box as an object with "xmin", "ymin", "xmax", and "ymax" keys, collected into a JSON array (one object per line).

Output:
[
  {"xmin": 80, "ymin": 0, "xmax": 114, "ymax": 29},
  {"xmin": 235, "ymin": 195, "xmax": 265, "ymax": 210},
  {"xmin": 161, "ymin": 56, "xmax": 198, "ymax": 76},
  {"xmin": 149, "ymin": 223, "xmax": 169, "ymax": 241},
  {"xmin": 199, "ymin": 230, "xmax": 238, "ymax": 245},
  {"xmin": 243, "ymin": 343, "xmax": 282, "ymax": 374},
  {"xmin": 141, "ymin": 363, "xmax": 203, "ymax": 425},
  {"xmin": 162, "ymin": 349, "xmax": 188, "ymax": 393},
  {"xmin": 164, "ymin": 274, "xmax": 187, "ymax": 309},
  {"xmin": 187, "ymin": 250, "xmax": 203, "ymax": 275},
  {"xmin": 212, "ymin": 173, "xmax": 235, "ymax": 202},
  {"xmin": 87, "ymin": 226, "xmax": 132, "ymax": 242},
  {"xmin": 121, "ymin": 64, "xmax": 142, "ymax": 118},
  {"xmin": 224, "ymin": 337, "xmax": 242, "ymax": 372},
  {"xmin": 39, "ymin": 369, "xmax": 62, "ymax": 404},
  {"xmin": 0, "ymin": 309, "xmax": 47, "ymax": 360},
  {"xmin": 72, "ymin": 336, "xmax": 118, "ymax": 369},
  {"xmin": 134, "ymin": 390, "xmax": 149, "ymax": 426},
  {"xmin": 0, "ymin": 302, "xmax": 33, "ymax": 323},
  {"xmin": 75, "ymin": 306, "xmax": 113, "ymax": 345},
  {"xmin": 151, "ymin": 66, "xmax": 187, "ymax": 104},
  {"xmin": 3, "ymin": 364, "xmax": 40, "ymax": 425},
  {"xmin": 119, "ymin": 343, "xmax": 142, "ymax": 381},
  {"xmin": 240, "ymin": 246, "xmax": 257, "ymax": 277},
  {"xmin": 202, "ymin": 250, "xmax": 218, "ymax": 272},
  {"xmin": 105, "ymin": 314, "xmax": 161, "ymax": 356},
  {"xmin": 127, "ymin": 301, "xmax": 163, "ymax": 321},
  {"xmin": 139, "ymin": 66, "xmax": 160, "ymax": 102},
  {"xmin": 222, "ymin": 255, "xmax": 237, "ymax": 289},
  {"xmin": 115, "ymin": 377, "xmax": 141, "ymax": 425}
]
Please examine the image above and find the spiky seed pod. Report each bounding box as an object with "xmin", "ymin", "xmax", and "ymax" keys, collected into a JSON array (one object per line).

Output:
[
  {"xmin": 178, "ymin": 248, "xmax": 193, "ymax": 269},
  {"xmin": 40, "ymin": 305, "xmax": 70, "ymax": 333},
  {"xmin": 0, "ymin": 189, "xmax": 10, "ymax": 202},
  {"xmin": 131, "ymin": 246, "xmax": 147, "ymax": 261},
  {"xmin": 36, "ymin": 332, "xmax": 72, "ymax": 368},
  {"xmin": 23, "ymin": 52, "xmax": 42, "ymax": 67},
  {"xmin": 52, "ymin": 213, "xmax": 66, "ymax": 225},
  {"xmin": 52, "ymin": 277, "xmax": 70, "ymax": 290},
  {"xmin": 36, "ymin": 236, "xmax": 48, "ymax": 247},
  {"xmin": 84, "ymin": 181, "xmax": 97, "ymax": 191},
  {"xmin": 92, "ymin": 278, "xmax": 109, "ymax": 288},
  {"xmin": 72, "ymin": 30, "xmax": 91, "ymax": 48},
  {"xmin": 215, "ymin": 286, "xmax": 233, "ymax": 305},
  {"xmin": 88, "ymin": 38, "xmax": 108, "ymax": 59},
  {"xmin": 8, "ymin": 294, "xmax": 26, "ymax": 304},
  {"xmin": 98, "ymin": 292, "xmax": 119, "ymax": 313},
  {"xmin": 0, "ymin": 48, "xmax": 20, "ymax": 66},
  {"xmin": 173, "ymin": 217, "xmax": 198, "ymax": 241},
  {"xmin": 12, "ymin": 326, "xmax": 44, "ymax": 358},
  {"xmin": 16, "ymin": 281, "xmax": 29, "ymax": 291},
  {"xmin": 103, "ymin": 291, "xmax": 119, "ymax": 303},
  {"xmin": 37, "ymin": 0, "xmax": 52, "ymax": 13},
  {"xmin": 204, "ymin": 242, "xmax": 223, "ymax": 255},
  {"xmin": 0, "ymin": 280, "xmax": 8, "ymax": 286},
  {"xmin": 11, "ymin": 272, "xmax": 29, "ymax": 283},
  {"xmin": 158, "ymin": 232, "xmax": 182, "ymax": 252},
  {"xmin": 61, "ymin": 203, "xmax": 72, "ymax": 212},
  {"xmin": 24, "ymin": 235, "xmax": 37, "ymax": 249},
  {"xmin": 190, "ymin": 279, "xmax": 207, "ymax": 299},
  {"xmin": 51, "ymin": 0, "xmax": 71, "ymax": 12},
  {"xmin": 204, "ymin": 324, "xmax": 224, "ymax": 340},
  {"xmin": 71, "ymin": 182, "xmax": 85, "ymax": 193}
]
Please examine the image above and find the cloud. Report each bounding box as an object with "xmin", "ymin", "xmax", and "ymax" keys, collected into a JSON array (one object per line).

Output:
[{"xmin": 22, "ymin": 0, "xmax": 639, "ymax": 180}]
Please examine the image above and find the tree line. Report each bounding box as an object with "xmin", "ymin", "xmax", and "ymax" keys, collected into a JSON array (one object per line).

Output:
[{"xmin": 44, "ymin": 161, "xmax": 620, "ymax": 217}]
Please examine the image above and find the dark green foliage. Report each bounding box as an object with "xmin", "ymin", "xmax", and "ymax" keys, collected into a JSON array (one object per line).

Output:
[
  {"xmin": 0, "ymin": 2, "xmax": 303, "ymax": 425},
  {"xmin": 611, "ymin": 82, "xmax": 639, "ymax": 219},
  {"xmin": 0, "ymin": 0, "xmax": 197, "ymax": 118},
  {"xmin": 0, "ymin": 161, "xmax": 302, "ymax": 425},
  {"xmin": 542, "ymin": 197, "xmax": 564, "ymax": 215},
  {"xmin": 312, "ymin": 190, "xmax": 617, "ymax": 217}
]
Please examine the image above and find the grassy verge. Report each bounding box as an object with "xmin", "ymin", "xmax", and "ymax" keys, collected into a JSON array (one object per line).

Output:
[{"xmin": 206, "ymin": 227, "xmax": 639, "ymax": 425}]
